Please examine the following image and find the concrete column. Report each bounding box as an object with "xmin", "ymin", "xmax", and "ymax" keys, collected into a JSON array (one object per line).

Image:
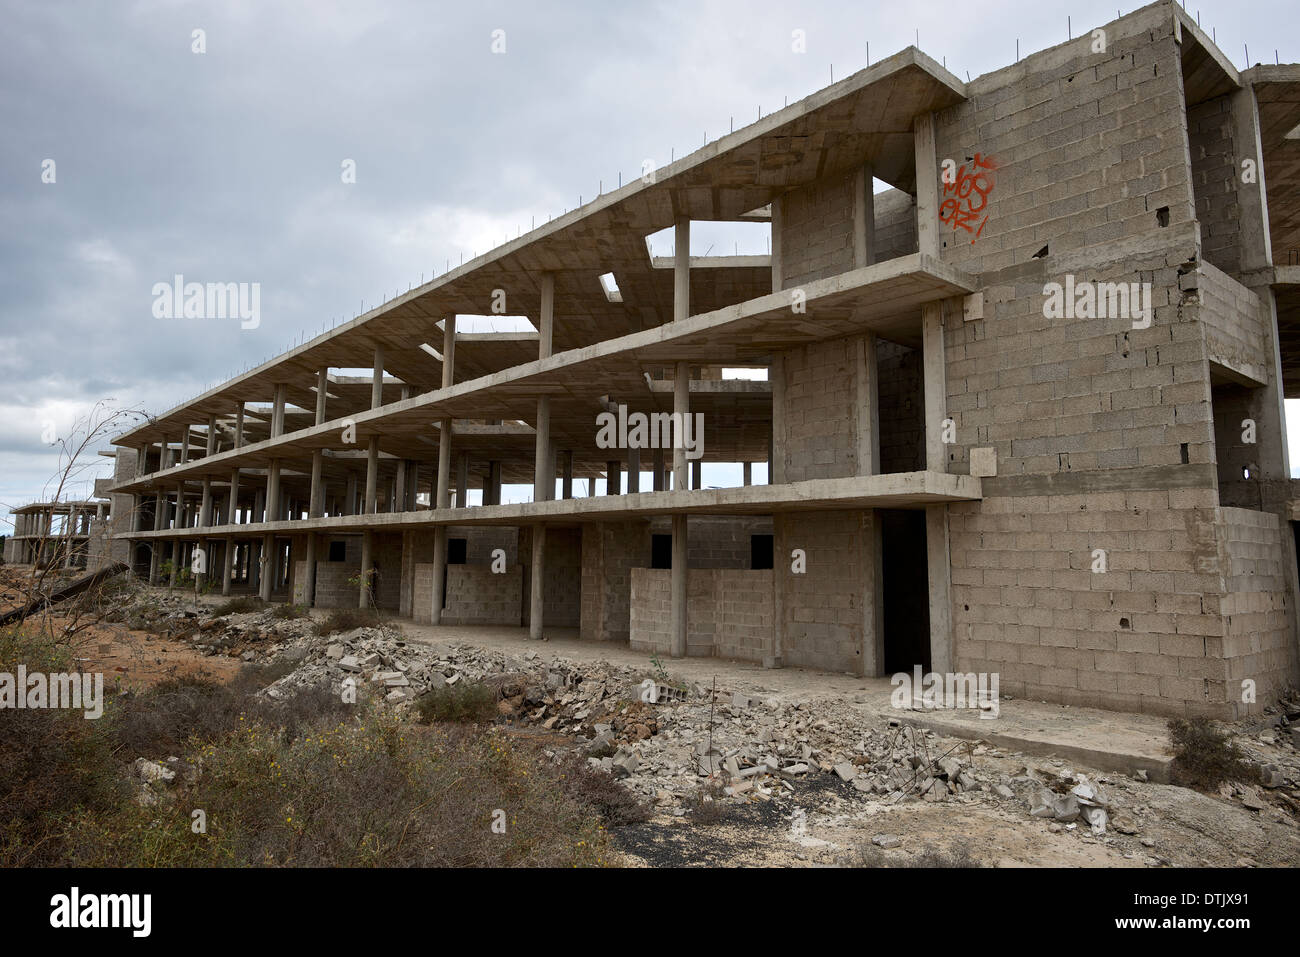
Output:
[
  {"xmin": 303, "ymin": 532, "xmax": 317, "ymax": 607},
  {"xmin": 653, "ymin": 448, "xmax": 665, "ymax": 491},
  {"xmin": 365, "ymin": 437, "xmax": 379, "ymax": 514},
  {"xmin": 315, "ymin": 367, "xmax": 329, "ymax": 424},
  {"xmin": 770, "ymin": 195, "xmax": 783, "ymax": 291},
  {"xmin": 922, "ymin": 302, "xmax": 947, "ymax": 471},
  {"xmin": 371, "ymin": 347, "xmax": 385, "ymax": 410},
  {"xmin": 560, "ymin": 450, "xmax": 573, "ymax": 499},
  {"xmin": 205, "ymin": 415, "xmax": 217, "ymax": 456},
  {"xmin": 691, "ymin": 461, "xmax": 702, "ymax": 491},
  {"xmin": 533, "ymin": 398, "xmax": 551, "ymax": 502},
  {"xmin": 488, "ymin": 461, "xmax": 502, "ymax": 506},
  {"xmin": 253, "ymin": 488, "xmax": 264, "ymax": 525},
  {"xmin": 533, "ymin": 277, "xmax": 554, "ymax": 506},
  {"xmin": 394, "ymin": 461, "xmax": 407, "ymax": 513},
  {"xmin": 864, "ymin": 511, "xmax": 884, "ymax": 677},
  {"xmin": 856, "ymin": 333, "xmax": 880, "ymax": 476},
  {"xmin": 455, "ymin": 453, "xmax": 469, "ymax": 507},
  {"xmin": 435, "ymin": 315, "xmax": 456, "ymax": 510},
  {"xmin": 529, "ymin": 526, "xmax": 546, "ymax": 640},
  {"xmin": 743, "ymin": 462, "xmax": 752, "ymax": 486},
  {"xmin": 235, "ymin": 404, "xmax": 245, "ymax": 448},
  {"xmin": 358, "ymin": 528, "xmax": 376, "ymax": 610},
  {"xmin": 674, "ymin": 218, "xmax": 690, "ymax": 322},
  {"xmin": 670, "ymin": 513, "xmax": 687, "ymax": 657},
  {"xmin": 770, "ymin": 354, "xmax": 785, "ymax": 484},
  {"xmin": 309, "ymin": 450, "xmax": 323, "ymax": 518},
  {"xmin": 926, "ymin": 506, "xmax": 952, "ymax": 674},
  {"xmin": 913, "ymin": 113, "xmax": 940, "ymax": 258},
  {"xmin": 149, "ymin": 494, "xmax": 164, "ymax": 583},
  {"xmin": 346, "ymin": 472, "xmax": 358, "ymax": 515},
  {"xmin": 853, "ymin": 162, "xmax": 876, "ymax": 268},
  {"xmin": 673, "ymin": 361, "xmax": 689, "ymax": 490},
  {"xmin": 179, "ymin": 431, "xmax": 190, "ymax": 464},
  {"xmin": 200, "ymin": 478, "xmax": 213, "ymax": 527},
  {"xmin": 259, "ymin": 533, "xmax": 274, "ymax": 601},
  {"xmin": 221, "ymin": 537, "xmax": 234, "ymax": 596},
  {"xmin": 272, "ymin": 383, "xmax": 286, "ymax": 438},
  {"xmin": 606, "ymin": 461, "xmax": 621, "ymax": 495},
  {"xmin": 266, "ymin": 460, "xmax": 281, "ymax": 523},
  {"xmin": 627, "ymin": 446, "xmax": 640, "ymax": 493},
  {"xmin": 411, "ymin": 460, "xmax": 424, "ymax": 509},
  {"xmin": 921, "ymin": 299, "xmax": 952, "ymax": 673},
  {"xmin": 229, "ymin": 469, "xmax": 241, "ymax": 525}
]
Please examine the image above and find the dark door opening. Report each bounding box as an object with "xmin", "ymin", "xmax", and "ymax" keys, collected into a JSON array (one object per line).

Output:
[
  {"xmin": 651, "ymin": 534, "xmax": 673, "ymax": 569},
  {"xmin": 880, "ymin": 509, "xmax": 930, "ymax": 674},
  {"xmin": 750, "ymin": 534, "xmax": 774, "ymax": 570}
]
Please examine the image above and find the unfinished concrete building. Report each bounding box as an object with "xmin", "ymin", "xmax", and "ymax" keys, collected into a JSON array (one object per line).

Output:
[
  {"xmin": 4, "ymin": 499, "xmax": 113, "ymax": 569},
  {"xmin": 106, "ymin": 2, "xmax": 1300, "ymax": 718}
]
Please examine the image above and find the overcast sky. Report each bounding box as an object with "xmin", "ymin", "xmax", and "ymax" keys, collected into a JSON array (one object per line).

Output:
[{"xmin": 1, "ymin": 0, "xmax": 1297, "ymax": 525}]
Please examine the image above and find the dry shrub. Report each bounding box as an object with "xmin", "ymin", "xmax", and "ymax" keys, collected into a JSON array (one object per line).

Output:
[
  {"xmin": 1168, "ymin": 717, "xmax": 1260, "ymax": 790},
  {"xmin": 71, "ymin": 720, "xmax": 610, "ymax": 867},
  {"xmin": 555, "ymin": 754, "xmax": 650, "ymax": 827},
  {"xmin": 415, "ymin": 682, "xmax": 497, "ymax": 725}
]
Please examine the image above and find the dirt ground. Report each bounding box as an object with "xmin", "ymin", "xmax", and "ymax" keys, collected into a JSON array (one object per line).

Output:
[
  {"xmin": 6, "ymin": 572, "xmax": 1298, "ymax": 868},
  {"xmin": 603, "ymin": 750, "xmax": 1300, "ymax": 868}
]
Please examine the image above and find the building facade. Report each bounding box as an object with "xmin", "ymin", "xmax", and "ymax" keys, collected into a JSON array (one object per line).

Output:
[{"xmin": 108, "ymin": 2, "xmax": 1300, "ymax": 718}]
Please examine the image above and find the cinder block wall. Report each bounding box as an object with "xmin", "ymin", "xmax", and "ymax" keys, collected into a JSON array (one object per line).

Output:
[
  {"xmin": 411, "ymin": 564, "xmax": 522, "ymax": 626},
  {"xmin": 628, "ymin": 567, "xmax": 774, "ymax": 661},
  {"xmin": 776, "ymin": 338, "xmax": 859, "ymax": 481},
  {"xmin": 774, "ymin": 509, "xmax": 874, "ymax": 673},
  {"xmin": 520, "ymin": 526, "xmax": 581, "ymax": 629},
  {"xmin": 935, "ymin": 4, "xmax": 1196, "ymax": 275},
  {"xmin": 779, "ymin": 170, "xmax": 856, "ymax": 287},
  {"xmin": 1186, "ymin": 94, "xmax": 1241, "ymax": 276},
  {"xmin": 1220, "ymin": 507, "xmax": 1296, "ymax": 709},
  {"xmin": 580, "ymin": 521, "xmax": 651, "ymax": 643},
  {"xmin": 647, "ymin": 515, "xmax": 772, "ymax": 568},
  {"xmin": 878, "ymin": 340, "xmax": 924, "ymax": 473}
]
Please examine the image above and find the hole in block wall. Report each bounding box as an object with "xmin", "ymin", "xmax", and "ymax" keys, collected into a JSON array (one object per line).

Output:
[
  {"xmin": 1180, "ymin": 442, "xmax": 1189, "ymax": 464},
  {"xmin": 1156, "ymin": 206, "xmax": 1170, "ymax": 227},
  {"xmin": 1032, "ymin": 244, "xmax": 1049, "ymax": 259},
  {"xmin": 1119, "ymin": 617, "xmax": 1131, "ymax": 630}
]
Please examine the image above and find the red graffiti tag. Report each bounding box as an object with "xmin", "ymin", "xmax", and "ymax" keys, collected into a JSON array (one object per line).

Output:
[{"xmin": 939, "ymin": 152, "xmax": 997, "ymax": 243}]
